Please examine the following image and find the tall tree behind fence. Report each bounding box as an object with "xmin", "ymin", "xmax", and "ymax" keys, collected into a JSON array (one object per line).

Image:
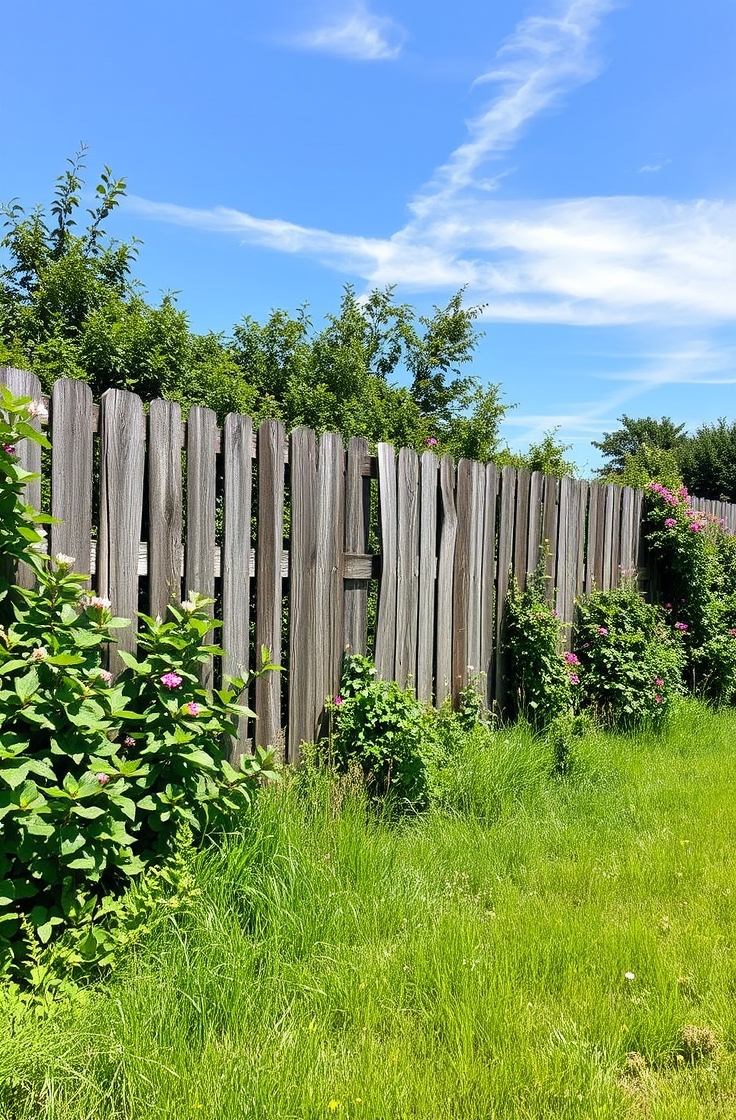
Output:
[{"xmin": 5, "ymin": 369, "xmax": 736, "ymax": 763}]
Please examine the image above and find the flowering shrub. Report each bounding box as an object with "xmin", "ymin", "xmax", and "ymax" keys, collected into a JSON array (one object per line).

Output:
[
  {"xmin": 326, "ymin": 655, "xmax": 434, "ymax": 812},
  {"xmin": 0, "ymin": 389, "xmax": 278, "ymax": 979},
  {"xmin": 574, "ymin": 581, "xmax": 684, "ymax": 728},
  {"xmin": 505, "ymin": 565, "xmax": 574, "ymax": 728},
  {"xmin": 645, "ymin": 481, "xmax": 736, "ymax": 703}
]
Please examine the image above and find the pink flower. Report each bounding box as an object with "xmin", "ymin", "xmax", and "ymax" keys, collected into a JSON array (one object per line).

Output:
[
  {"xmin": 2, "ymin": 444, "xmax": 15, "ymax": 454},
  {"xmin": 122, "ymin": 735, "xmax": 135, "ymax": 748},
  {"xmin": 654, "ymin": 695, "xmax": 662, "ymax": 703},
  {"xmin": 679, "ymin": 487, "xmax": 689, "ymax": 499},
  {"xmin": 597, "ymin": 627, "xmax": 608, "ymax": 635},
  {"xmin": 654, "ymin": 677, "xmax": 664, "ymax": 687},
  {"xmin": 186, "ymin": 701, "xmax": 200, "ymax": 717},
  {"xmin": 665, "ymin": 518, "xmax": 677, "ymax": 528},
  {"xmin": 333, "ymin": 695, "xmax": 344, "ymax": 706},
  {"xmin": 426, "ymin": 437, "xmax": 438, "ymax": 447},
  {"xmin": 664, "ymin": 603, "xmax": 672, "ymax": 610},
  {"xmin": 563, "ymin": 652, "xmax": 580, "ymax": 665},
  {"xmin": 675, "ymin": 622, "xmax": 688, "ymax": 631},
  {"xmin": 161, "ymin": 671, "xmax": 183, "ymax": 689},
  {"xmin": 728, "ymin": 630, "xmax": 736, "ymax": 637},
  {"xmin": 569, "ymin": 674, "xmax": 580, "ymax": 685},
  {"xmin": 97, "ymin": 669, "xmax": 113, "ymax": 684},
  {"xmin": 688, "ymin": 523, "xmax": 702, "ymax": 532},
  {"xmin": 96, "ymin": 773, "xmax": 110, "ymax": 786}
]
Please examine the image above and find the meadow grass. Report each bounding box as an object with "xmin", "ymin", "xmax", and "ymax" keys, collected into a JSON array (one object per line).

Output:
[{"xmin": 1, "ymin": 699, "xmax": 735, "ymax": 1119}]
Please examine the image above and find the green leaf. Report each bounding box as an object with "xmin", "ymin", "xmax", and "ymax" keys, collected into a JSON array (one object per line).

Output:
[{"xmin": 14, "ymin": 668, "xmax": 39, "ymax": 704}]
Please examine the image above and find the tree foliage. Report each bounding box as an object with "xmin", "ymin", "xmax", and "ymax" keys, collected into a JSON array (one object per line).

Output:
[
  {"xmin": 678, "ymin": 418, "xmax": 736, "ymax": 502},
  {"xmin": 592, "ymin": 415, "xmax": 688, "ymax": 477},
  {"xmin": 0, "ymin": 151, "xmax": 517, "ymax": 463}
]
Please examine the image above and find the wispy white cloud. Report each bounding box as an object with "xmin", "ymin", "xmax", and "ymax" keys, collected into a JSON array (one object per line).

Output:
[
  {"xmin": 127, "ymin": 0, "xmax": 736, "ymax": 329},
  {"xmin": 291, "ymin": 3, "xmax": 405, "ymax": 61},
  {"xmin": 639, "ymin": 159, "xmax": 671, "ymax": 173}
]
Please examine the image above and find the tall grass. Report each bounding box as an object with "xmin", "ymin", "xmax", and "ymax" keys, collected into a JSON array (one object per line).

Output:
[{"xmin": 2, "ymin": 700, "xmax": 735, "ymax": 1119}]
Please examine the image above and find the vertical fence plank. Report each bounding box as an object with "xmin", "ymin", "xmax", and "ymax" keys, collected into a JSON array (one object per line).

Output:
[
  {"xmin": 222, "ymin": 413, "xmax": 253, "ymax": 760},
  {"xmin": 148, "ymin": 399, "xmax": 183, "ymax": 617},
  {"xmin": 375, "ymin": 443, "xmax": 397, "ymax": 682},
  {"xmin": 555, "ymin": 475, "xmax": 572, "ymax": 628},
  {"xmin": 619, "ymin": 486, "xmax": 635, "ymax": 577},
  {"xmin": 185, "ymin": 406, "xmax": 217, "ymax": 689},
  {"xmin": 1, "ymin": 368, "xmax": 43, "ymax": 590},
  {"xmin": 289, "ymin": 427, "xmax": 317, "ymax": 760},
  {"xmin": 50, "ymin": 379, "xmax": 93, "ymax": 583},
  {"xmin": 632, "ymin": 488, "xmax": 644, "ymax": 577},
  {"xmin": 396, "ymin": 447, "xmax": 420, "ymax": 689},
  {"xmin": 602, "ymin": 484, "xmax": 621, "ymax": 591},
  {"xmin": 344, "ymin": 437, "xmax": 371, "ymax": 657},
  {"xmin": 574, "ymin": 480, "xmax": 589, "ymax": 601},
  {"xmin": 315, "ymin": 433, "xmax": 346, "ymax": 741},
  {"xmin": 98, "ymin": 389, "xmax": 145, "ymax": 674},
  {"xmin": 452, "ymin": 461, "xmax": 485, "ymax": 700},
  {"xmin": 435, "ymin": 456, "xmax": 457, "ymax": 705},
  {"xmin": 416, "ymin": 450, "xmax": 438, "ymax": 704},
  {"xmin": 585, "ymin": 483, "xmax": 602, "ymax": 593},
  {"xmin": 513, "ymin": 468, "xmax": 531, "ymax": 590},
  {"xmin": 481, "ymin": 463, "xmax": 499, "ymax": 707},
  {"xmin": 494, "ymin": 466, "xmax": 516, "ymax": 708},
  {"xmin": 526, "ymin": 470, "xmax": 544, "ymax": 579},
  {"xmin": 255, "ymin": 420, "xmax": 286, "ymax": 752},
  {"xmin": 541, "ymin": 474, "xmax": 559, "ymax": 599}
]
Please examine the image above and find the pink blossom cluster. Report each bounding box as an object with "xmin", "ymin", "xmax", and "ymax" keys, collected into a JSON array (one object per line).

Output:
[
  {"xmin": 649, "ymin": 482, "xmax": 678, "ymax": 506},
  {"xmin": 160, "ymin": 671, "xmax": 183, "ymax": 689}
]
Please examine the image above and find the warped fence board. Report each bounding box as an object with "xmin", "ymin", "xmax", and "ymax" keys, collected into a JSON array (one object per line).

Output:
[{"xmin": 5, "ymin": 369, "xmax": 736, "ymax": 754}]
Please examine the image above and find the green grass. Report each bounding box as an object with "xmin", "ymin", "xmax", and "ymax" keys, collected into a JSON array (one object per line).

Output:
[{"xmin": 2, "ymin": 700, "xmax": 736, "ymax": 1119}]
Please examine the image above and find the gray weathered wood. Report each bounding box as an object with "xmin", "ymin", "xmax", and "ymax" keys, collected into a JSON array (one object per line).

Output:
[
  {"xmin": 435, "ymin": 456, "xmax": 457, "ymax": 705},
  {"xmin": 602, "ymin": 484, "xmax": 620, "ymax": 591},
  {"xmin": 480, "ymin": 463, "xmax": 499, "ymax": 707},
  {"xmin": 541, "ymin": 475, "xmax": 559, "ymax": 600},
  {"xmin": 416, "ymin": 450, "xmax": 438, "ymax": 703},
  {"xmin": 288, "ymin": 427, "xmax": 318, "ymax": 760},
  {"xmin": 49, "ymin": 379, "xmax": 94, "ymax": 584},
  {"xmin": 574, "ymin": 480, "xmax": 588, "ymax": 600},
  {"xmin": 185, "ymin": 406, "xmax": 217, "ymax": 688},
  {"xmin": 632, "ymin": 488, "xmax": 644, "ymax": 578},
  {"xmin": 343, "ymin": 437, "xmax": 371, "ymax": 657},
  {"xmin": 513, "ymin": 468, "xmax": 531, "ymax": 590},
  {"xmin": 315, "ymin": 432, "xmax": 346, "ymax": 741},
  {"xmin": 494, "ymin": 466, "xmax": 516, "ymax": 708},
  {"xmin": 526, "ymin": 471, "xmax": 544, "ymax": 579},
  {"xmin": 619, "ymin": 486, "xmax": 635, "ymax": 577},
  {"xmin": 555, "ymin": 474, "xmax": 572, "ymax": 627},
  {"xmin": 0, "ymin": 368, "xmax": 43, "ymax": 589},
  {"xmin": 97, "ymin": 389, "xmax": 146, "ymax": 674},
  {"xmin": 395, "ymin": 447, "xmax": 420, "ymax": 689},
  {"xmin": 585, "ymin": 483, "xmax": 602, "ymax": 593},
  {"xmin": 148, "ymin": 399, "xmax": 183, "ymax": 616},
  {"xmin": 222, "ymin": 412, "xmax": 253, "ymax": 760},
  {"xmin": 255, "ymin": 419, "xmax": 286, "ymax": 752},
  {"xmin": 452, "ymin": 460, "xmax": 485, "ymax": 700},
  {"xmin": 375, "ymin": 443, "xmax": 397, "ymax": 682}
]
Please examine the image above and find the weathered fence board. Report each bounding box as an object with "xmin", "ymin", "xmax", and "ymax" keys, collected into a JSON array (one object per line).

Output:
[
  {"xmin": 222, "ymin": 412, "xmax": 253, "ymax": 758},
  {"xmin": 435, "ymin": 455, "xmax": 457, "ymax": 705},
  {"xmin": 50, "ymin": 379, "xmax": 94, "ymax": 585},
  {"xmin": 375, "ymin": 443, "xmax": 398, "ymax": 682},
  {"xmin": 255, "ymin": 420, "xmax": 285, "ymax": 753},
  {"xmin": 453, "ymin": 460, "xmax": 485, "ymax": 698},
  {"xmin": 480, "ymin": 463, "xmax": 499, "ymax": 705},
  {"xmin": 495, "ymin": 466, "xmax": 516, "ymax": 707},
  {"xmin": 343, "ymin": 437, "xmax": 371, "ymax": 657},
  {"xmin": 416, "ymin": 450, "xmax": 438, "ymax": 703},
  {"xmin": 97, "ymin": 390, "xmax": 146, "ymax": 673},
  {"xmin": 395, "ymin": 447, "xmax": 420, "ymax": 690},
  {"xmin": 148, "ymin": 398, "xmax": 183, "ymax": 617}
]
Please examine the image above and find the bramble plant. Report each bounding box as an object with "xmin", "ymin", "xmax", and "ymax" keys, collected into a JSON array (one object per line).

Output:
[
  {"xmin": 505, "ymin": 564, "xmax": 574, "ymax": 729},
  {"xmin": 0, "ymin": 388, "xmax": 278, "ymax": 980},
  {"xmin": 644, "ymin": 480, "xmax": 736, "ymax": 703},
  {"xmin": 574, "ymin": 579, "xmax": 684, "ymax": 728},
  {"xmin": 326, "ymin": 654, "xmax": 435, "ymax": 813}
]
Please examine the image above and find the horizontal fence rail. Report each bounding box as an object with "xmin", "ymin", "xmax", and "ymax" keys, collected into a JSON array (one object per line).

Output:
[{"xmin": 4, "ymin": 368, "xmax": 736, "ymax": 763}]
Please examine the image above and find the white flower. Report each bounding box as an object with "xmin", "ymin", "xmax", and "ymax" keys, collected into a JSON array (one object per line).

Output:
[
  {"xmin": 624, "ymin": 971, "xmax": 636, "ymax": 981},
  {"xmin": 30, "ymin": 646, "xmax": 48, "ymax": 660},
  {"xmin": 180, "ymin": 600, "xmax": 196, "ymax": 613},
  {"xmin": 27, "ymin": 400, "xmax": 49, "ymax": 422},
  {"xmin": 82, "ymin": 595, "xmax": 112, "ymax": 611},
  {"xmin": 54, "ymin": 553, "xmax": 75, "ymax": 568}
]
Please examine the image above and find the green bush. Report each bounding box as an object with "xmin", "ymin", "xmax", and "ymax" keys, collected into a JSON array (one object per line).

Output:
[
  {"xmin": 504, "ymin": 565, "xmax": 575, "ymax": 728},
  {"xmin": 326, "ymin": 655, "xmax": 435, "ymax": 813},
  {"xmin": 0, "ymin": 389, "xmax": 278, "ymax": 980},
  {"xmin": 575, "ymin": 580, "xmax": 684, "ymax": 729}
]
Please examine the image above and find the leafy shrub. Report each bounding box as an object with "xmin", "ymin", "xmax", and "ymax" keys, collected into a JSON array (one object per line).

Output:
[
  {"xmin": 504, "ymin": 565, "xmax": 574, "ymax": 728},
  {"xmin": 575, "ymin": 580, "xmax": 684, "ymax": 728},
  {"xmin": 326, "ymin": 655, "xmax": 435, "ymax": 812},
  {"xmin": 644, "ymin": 480, "xmax": 736, "ymax": 703},
  {"xmin": 0, "ymin": 388, "xmax": 278, "ymax": 979}
]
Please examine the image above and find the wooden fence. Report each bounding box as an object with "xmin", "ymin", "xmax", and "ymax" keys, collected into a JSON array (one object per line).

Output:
[{"xmin": 4, "ymin": 368, "xmax": 736, "ymax": 763}]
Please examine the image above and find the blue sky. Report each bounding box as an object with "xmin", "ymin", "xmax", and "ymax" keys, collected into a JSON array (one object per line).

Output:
[{"xmin": 2, "ymin": 0, "xmax": 734, "ymax": 469}]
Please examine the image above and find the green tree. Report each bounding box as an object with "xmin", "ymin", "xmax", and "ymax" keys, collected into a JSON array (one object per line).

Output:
[
  {"xmin": 496, "ymin": 428, "xmax": 577, "ymax": 478},
  {"xmin": 678, "ymin": 418, "xmax": 736, "ymax": 502},
  {"xmin": 592, "ymin": 415, "xmax": 687, "ymax": 477}
]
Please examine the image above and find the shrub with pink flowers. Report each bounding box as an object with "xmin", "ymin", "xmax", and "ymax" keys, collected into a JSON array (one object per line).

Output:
[
  {"xmin": 574, "ymin": 581, "xmax": 684, "ymax": 728},
  {"xmin": 644, "ymin": 479, "xmax": 736, "ymax": 703},
  {"xmin": 0, "ymin": 389, "xmax": 278, "ymax": 982}
]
